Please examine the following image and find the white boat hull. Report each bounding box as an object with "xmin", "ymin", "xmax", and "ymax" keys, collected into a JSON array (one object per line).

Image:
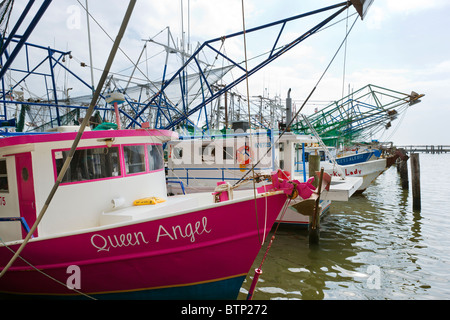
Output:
[
  {"xmin": 276, "ymin": 199, "xmax": 331, "ymax": 226},
  {"xmin": 324, "ymin": 158, "xmax": 387, "ymax": 192}
]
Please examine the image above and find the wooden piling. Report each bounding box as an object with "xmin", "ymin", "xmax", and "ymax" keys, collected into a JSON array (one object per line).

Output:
[
  {"xmin": 309, "ymin": 167, "xmax": 324, "ymax": 245},
  {"xmin": 308, "ymin": 154, "xmax": 320, "ymax": 188},
  {"xmin": 308, "ymin": 154, "xmax": 320, "ymax": 237},
  {"xmin": 398, "ymin": 159, "xmax": 409, "ymax": 189},
  {"xmin": 410, "ymin": 153, "xmax": 421, "ymax": 210}
]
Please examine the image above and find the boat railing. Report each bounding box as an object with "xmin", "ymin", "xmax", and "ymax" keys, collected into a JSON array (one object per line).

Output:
[
  {"xmin": 178, "ymin": 130, "xmax": 276, "ymax": 141},
  {"xmin": 166, "ymin": 180, "xmax": 186, "ymax": 194},
  {"xmin": 0, "ymin": 217, "xmax": 33, "ymax": 238},
  {"xmin": 167, "ymin": 167, "xmax": 269, "ymax": 185}
]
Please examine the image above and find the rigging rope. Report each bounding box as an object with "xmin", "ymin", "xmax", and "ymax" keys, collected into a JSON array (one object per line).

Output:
[
  {"xmin": 233, "ymin": 13, "xmax": 359, "ymax": 188},
  {"xmin": 240, "ymin": 0, "xmax": 261, "ymax": 244},
  {"xmin": 0, "ymin": 236, "xmax": 96, "ymax": 300},
  {"xmin": 341, "ymin": 6, "xmax": 349, "ymax": 100},
  {"xmin": 0, "ymin": 0, "xmax": 13, "ymax": 38},
  {"xmin": 246, "ymin": 198, "xmax": 292, "ymax": 300},
  {"xmin": 75, "ymin": 0, "xmax": 160, "ymax": 93}
]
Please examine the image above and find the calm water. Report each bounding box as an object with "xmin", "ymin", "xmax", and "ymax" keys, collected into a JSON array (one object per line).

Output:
[{"xmin": 238, "ymin": 153, "xmax": 450, "ymax": 300}]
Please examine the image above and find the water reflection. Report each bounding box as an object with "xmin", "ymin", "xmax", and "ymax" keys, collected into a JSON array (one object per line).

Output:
[{"xmin": 239, "ymin": 159, "xmax": 450, "ymax": 299}]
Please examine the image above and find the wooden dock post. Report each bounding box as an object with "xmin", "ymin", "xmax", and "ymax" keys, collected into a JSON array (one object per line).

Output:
[
  {"xmin": 308, "ymin": 154, "xmax": 320, "ymax": 188},
  {"xmin": 308, "ymin": 155, "xmax": 321, "ymax": 245},
  {"xmin": 398, "ymin": 159, "xmax": 409, "ymax": 189},
  {"xmin": 410, "ymin": 153, "xmax": 421, "ymax": 210}
]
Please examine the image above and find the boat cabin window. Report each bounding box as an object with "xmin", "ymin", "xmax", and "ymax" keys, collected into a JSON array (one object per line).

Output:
[
  {"xmin": 319, "ymin": 150, "xmax": 326, "ymax": 161},
  {"xmin": 223, "ymin": 147, "xmax": 234, "ymax": 160},
  {"xmin": 172, "ymin": 147, "xmax": 183, "ymax": 160},
  {"xmin": 148, "ymin": 144, "xmax": 164, "ymax": 171},
  {"xmin": 304, "ymin": 152, "xmax": 310, "ymax": 162},
  {"xmin": 0, "ymin": 159, "xmax": 8, "ymax": 192},
  {"xmin": 54, "ymin": 143, "xmax": 164, "ymax": 184},
  {"xmin": 54, "ymin": 146, "xmax": 121, "ymax": 183},
  {"xmin": 202, "ymin": 145, "xmax": 215, "ymax": 162},
  {"xmin": 124, "ymin": 145, "xmax": 146, "ymax": 174}
]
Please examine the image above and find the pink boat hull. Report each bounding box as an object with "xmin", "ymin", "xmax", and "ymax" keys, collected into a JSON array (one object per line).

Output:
[{"xmin": 0, "ymin": 193, "xmax": 287, "ymax": 299}]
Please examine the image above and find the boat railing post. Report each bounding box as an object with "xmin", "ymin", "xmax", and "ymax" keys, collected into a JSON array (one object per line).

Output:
[{"xmin": 302, "ymin": 142, "xmax": 307, "ymax": 182}]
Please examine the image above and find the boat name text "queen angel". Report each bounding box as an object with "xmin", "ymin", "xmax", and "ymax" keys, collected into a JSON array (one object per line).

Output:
[{"xmin": 90, "ymin": 216, "xmax": 211, "ymax": 252}]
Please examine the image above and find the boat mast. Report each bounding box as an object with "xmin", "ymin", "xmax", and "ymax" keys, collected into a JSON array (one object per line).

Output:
[{"xmin": 85, "ymin": 0, "xmax": 95, "ymax": 93}]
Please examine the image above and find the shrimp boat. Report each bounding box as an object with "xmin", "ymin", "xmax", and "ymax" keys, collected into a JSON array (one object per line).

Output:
[
  {"xmin": 306, "ymin": 146, "xmax": 407, "ymax": 193},
  {"xmin": 0, "ymin": 126, "xmax": 315, "ymax": 299},
  {"xmin": 166, "ymin": 130, "xmax": 362, "ymax": 227},
  {"xmin": 324, "ymin": 158, "xmax": 388, "ymax": 192},
  {"xmin": 0, "ymin": 0, "xmax": 377, "ymax": 299},
  {"xmin": 335, "ymin": 149, "xmax": 381, "ymax": 166}
]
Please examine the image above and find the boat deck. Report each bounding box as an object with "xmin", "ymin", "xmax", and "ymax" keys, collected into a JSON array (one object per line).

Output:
[
  {"xmin": 100, "ymin": 189, "xmax": 275, "ymax": 227},
  {"xmin": 100, "ymin": 195, "xmax": 202, "ymax": 226},
  {"xmin": 321, "ymin": 176, "xmax": 363, "ymax": 201}
]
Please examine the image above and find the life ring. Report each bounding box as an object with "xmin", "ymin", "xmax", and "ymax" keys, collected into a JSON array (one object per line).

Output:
[
  {"xmin": 277, "ymin": 170, "xmax": 291, "ymax": 180},
  {"xmin": 236, "ymin": 145, "xmax": 253, "ymax": 165}
]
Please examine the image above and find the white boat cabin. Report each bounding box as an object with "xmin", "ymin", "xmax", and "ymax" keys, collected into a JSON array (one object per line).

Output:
[
  {"xmin": 166, "ymin": 131, "xmax": 362, "ymax": 201},
  {"xmin": 0, "ymin": 127, "xmax": 177, "ymax": 242},
  {"xmin": 166, "ymin": 131, "xmax": 318, "ymax": 194}
]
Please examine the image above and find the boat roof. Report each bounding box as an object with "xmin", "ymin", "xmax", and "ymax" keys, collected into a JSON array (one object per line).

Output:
[
  {"xmin": 0, "ymin": 128, "xmax": 178, "ymax": 148},
  {"xmin": 277, "ymin": 132, "xmax": 318, "ymax": 144},
  {"xmin": 172, "ymin": 131, "xmax": 317, "ymax": 144}
]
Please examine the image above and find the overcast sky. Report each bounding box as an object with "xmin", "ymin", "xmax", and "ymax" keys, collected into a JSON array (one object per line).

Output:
[{"xmin": 6, "ymin": 0, "xmax": 450, "ymax": 145}]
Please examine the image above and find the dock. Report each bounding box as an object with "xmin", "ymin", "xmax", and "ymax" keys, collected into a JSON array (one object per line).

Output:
[{"xmin": 396, "ymin": 145, "xmax": 450, "ymax": 154}]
